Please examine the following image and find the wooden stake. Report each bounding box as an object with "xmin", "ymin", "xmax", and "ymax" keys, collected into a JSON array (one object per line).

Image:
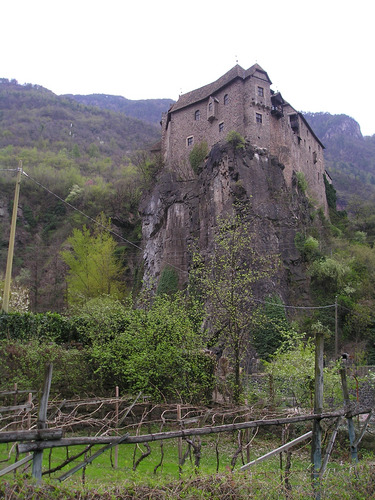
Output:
[
  {"xmin": 241, "ymin": 432, "xmax": 312, "ymax": 470},
  {"xmin": 32, "ymin": 363, "xmax": 53, "ymax": 483},
  {"xmin": 311, "ymin": 330, "xmax": 324, "ymax": 499},
  {"xmin": 27, "ymin": 393, "xmax": 32, "ymax": 430},
  {"xmin": 340, "ymin": 365, "xmax": 358, "ymax": 464},
  {"xmin": 320, "ymin": 417, "xmax": 341, "ymax": 477},
  {"xmin": 177, "ymin": 404, "xmax": 183, "ymax": 476},
  {"xmin": 114, "ymin": 386, "xmax": 119, "ymax": 469}
]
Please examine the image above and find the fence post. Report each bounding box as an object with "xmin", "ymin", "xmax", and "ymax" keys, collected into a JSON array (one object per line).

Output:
[
  {"xmin": 114, "ymin": 386, "xmax": 119, "ymax": 469},
  {"xmin": 340, "ymin": 365, "xmax": 358, "ymax": 464},
  {"xmin": 32, "ymin": 363, "xmax": 53, "ymax": 482},
  {"xmin": 177, "ymin": 404, "xmax": 183, "ymax": 476},
  {"xmin": 27, "ymin": 392, "xmax": 32, "ymax": 429},
  {"xmin": 311, "ymin": 330, "xmax": 324, "ymax": 499}
]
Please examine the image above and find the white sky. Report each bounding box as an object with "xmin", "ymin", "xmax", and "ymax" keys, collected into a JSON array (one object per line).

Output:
[{"xmin": 2, "ymin": 0, "xmax": 374, "ymax": 136}]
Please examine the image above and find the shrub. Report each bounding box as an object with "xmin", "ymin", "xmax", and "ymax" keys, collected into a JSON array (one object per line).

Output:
[
  {"xmin": 156, "ymin": 266, "xmax": 179, "ymax": 296},
  {"xmin": 296, "ymin": 171, "xmax": 308, "ymax": 193},
  {"xmin": 226, "ymin": 130, "xmax": 245, "ymax": 149},
  {"xmin": 0, "ymin": 311, "xmax": 78, "ymax": 343},
  {"xmin": 189, "ymin": 141, "xmax": 208, "ymax": 173},
  {"xmin": 0, "ymin": 339, "xmax": 96, "ymax": 397}
]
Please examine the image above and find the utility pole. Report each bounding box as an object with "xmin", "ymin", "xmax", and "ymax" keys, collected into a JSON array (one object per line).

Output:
[{"xmin": 2, "ymin": 161, "xmax": 22, "ymax": 313}]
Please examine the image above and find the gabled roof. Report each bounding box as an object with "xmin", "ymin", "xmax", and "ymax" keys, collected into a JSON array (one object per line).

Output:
[{"xmin": 169, "ymin": 63, "xmax": 271, "ymax": 113}]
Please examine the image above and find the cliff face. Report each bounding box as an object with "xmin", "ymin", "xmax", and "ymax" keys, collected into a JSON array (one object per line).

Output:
[{"xmin": 141, "ymin": 141, "xmax": 317, "ymax": 303}]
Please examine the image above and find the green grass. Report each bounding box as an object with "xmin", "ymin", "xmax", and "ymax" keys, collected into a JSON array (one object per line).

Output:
[{"xmin": 2, "ymin": 433, "xmax": 375, "ymax": 498}]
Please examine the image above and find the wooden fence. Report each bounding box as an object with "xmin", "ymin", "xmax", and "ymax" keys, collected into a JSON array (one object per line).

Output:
[{"xmin": 1, "ymin": 358, "xmax": 374, "ymax": 499}]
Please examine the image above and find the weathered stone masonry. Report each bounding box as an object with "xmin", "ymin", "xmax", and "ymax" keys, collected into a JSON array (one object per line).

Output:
[{"xmin": 161, "ymin": 63, "xmax": 328, "ymax": 214}]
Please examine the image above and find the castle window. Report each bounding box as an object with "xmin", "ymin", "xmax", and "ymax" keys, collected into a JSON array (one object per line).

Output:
[
  {"xmin": 208, "ymin": 102, "xmax": 213, "ymax": 112},
  {"xmin": 257, "ymin": 86, "xmax": 264, "ymax": 97},
  {"xmin": 219, "ymin": 122, "xmax": 224, "ymax": 133},
  {"xmin": 224, "ymin": 94, "xmax": 229, "ymax": 105},
  {"xmin": 256, "ymin": 112, "xmax": 263, "ymax": 124},
  {"xmin": 187, "ymin": 136, "xmax": 193, "ymax": 147},
  {"xmin": 195, "ymin": 110, "xmax": 200, "ymax": 121}
]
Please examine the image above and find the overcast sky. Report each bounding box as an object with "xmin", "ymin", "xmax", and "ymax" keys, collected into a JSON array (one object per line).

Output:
[{"xmin": 2, "ymin": 0, "xmax": 374, "ymax": 136}]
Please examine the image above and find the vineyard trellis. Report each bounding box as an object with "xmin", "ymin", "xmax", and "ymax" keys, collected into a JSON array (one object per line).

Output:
[{"xmin": 0, "ymin": 360, "xmax": 374, "ymax": 499}]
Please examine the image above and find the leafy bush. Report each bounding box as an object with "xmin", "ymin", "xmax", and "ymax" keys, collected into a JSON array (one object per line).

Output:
[
  {"xmin": 189, "ymin": 141, "xmax": 208, "ymax": 173},
  {"xmin": 0, "ymin": 339, "xmax": 96, "ymax": 396},
  {"xmin": 226, "ymin": 130, "xmax": 245, "ymax": 149},
  {"xmin": 294, "ymin": 233, "xmax": 320, "ymax": 261},
  {"xmin": 88, "ymin": 294, "xmax": 215, "ymax": 402},
  {"xmin": 156, "ymin": 266, "xmax": 179, "ymax": 296},
  {"xmin": 0, "ymin": 311, "xmax": 78, "ymax": 343},
  {"xmin": 296, "ymin": 171, "xmax": 308, "ymax": 193}
]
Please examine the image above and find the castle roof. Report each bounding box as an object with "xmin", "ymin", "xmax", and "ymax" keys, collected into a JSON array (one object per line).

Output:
[{"xmin": 170, "ymin": 64, "xmax": 272, "ymax": 113}]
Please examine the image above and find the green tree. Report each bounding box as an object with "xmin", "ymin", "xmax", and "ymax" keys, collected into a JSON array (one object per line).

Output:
[
  {"xmin": 85, "ymin": 294, "xmax": 215, "ymax": 402},
  {"xmin": 190, "ymin": 213, "xmax": 279, "ymax": 402},
  {"xmin": 60, "ymin": 215, "xmax": 124, "ymax": 306}
]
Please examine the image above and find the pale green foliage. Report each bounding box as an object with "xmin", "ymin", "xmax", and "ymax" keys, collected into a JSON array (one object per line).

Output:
[
  {"xmin": 310, "ymin": 256, "xmax": 356, "ymax": 295},
  {"xmin": 251, "ymin": 296, "xmax": 295, "ymax": 361},
  {"xmin": 65, "ymin": 184, "xmax": 84, "ymax": 204},
  {"xmin": 296, "ymin": 171, "xmax": 308, "ymax": 192},
  {"xmin": 226, "ymin": 130, "xmax": 245, "ymax": 149},
  {"xmin": 191, "ymin": 213, "xmax": 279, "ymax": 402},
  {"xmin": 189, "ymin": 141, "xmax": 209, "ymax": 173},
  {"xmin": 265, "ymin": 329, "xmax": 343, "ymax": 408},
  {"xmin": 61, "ymin": 215, "xmax": 123, "ymax": 306}
]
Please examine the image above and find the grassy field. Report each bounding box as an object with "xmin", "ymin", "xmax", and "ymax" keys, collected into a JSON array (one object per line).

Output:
[{"xmin": 2, "ymin": 430, "xmax": 375, "ymax": 498}]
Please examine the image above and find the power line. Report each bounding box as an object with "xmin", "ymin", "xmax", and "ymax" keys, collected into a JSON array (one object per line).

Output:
[
  {"xmin": 22, "ymin": 170, "xmax": 188, "ymax": 275},
  {"xmin": 252, "ymin": 297, "xmax": 336, "ymax": 310},
  {"xmin": 9, "ymin": 170, "xmax": 343, "ymax": 311}
]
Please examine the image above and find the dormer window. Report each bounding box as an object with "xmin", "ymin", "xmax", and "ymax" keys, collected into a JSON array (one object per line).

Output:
[
  {"xmin": 224, "ymin": 94, "xmax": 229, "ymax": 105},
  {"xmin": 195, "ymin": 110, "xmax": 200, "ymax": 121}
]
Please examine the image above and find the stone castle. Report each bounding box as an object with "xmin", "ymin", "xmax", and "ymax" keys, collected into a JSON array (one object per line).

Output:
[{"xmin": 161, "ymin": 63, "xmax": 328, "ymax": 213}]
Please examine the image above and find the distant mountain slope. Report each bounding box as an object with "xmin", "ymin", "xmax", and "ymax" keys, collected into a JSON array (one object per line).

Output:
[
  {"xmin": 0, "ymin": 79, "xmax": 161, "ymax": 159},
  {"xmin": 304, "ymin": 112, "xmax": 375, "ymax": 207},
  {"xmin": 65, "ymin": 94, "xmax": 175, "ymax": 125}
]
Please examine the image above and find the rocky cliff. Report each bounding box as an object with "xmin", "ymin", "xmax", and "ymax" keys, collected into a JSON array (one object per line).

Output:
[{"xmin": 141, "ymin": 140, "xmax": 319, "ymax": 304}]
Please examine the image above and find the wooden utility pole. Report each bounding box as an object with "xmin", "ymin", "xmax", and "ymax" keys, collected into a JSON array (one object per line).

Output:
[{"xmin": 2, "ymin": 161, "xmax": 22, "ymax": 313}]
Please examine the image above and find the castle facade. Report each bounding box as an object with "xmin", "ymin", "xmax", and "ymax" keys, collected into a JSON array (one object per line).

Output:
[{"xmin": 161, "ymin": 64, "xmax": 328, "ymax": 212}]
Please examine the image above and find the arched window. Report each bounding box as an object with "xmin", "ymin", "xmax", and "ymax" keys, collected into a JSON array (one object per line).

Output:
[
  {"xmin": 224, "ymin": 94, "xmax": 229, "ymax": 105},
  {"xmin": 195, "ymin": 110, "xmax": 200, "ymax": 121}
]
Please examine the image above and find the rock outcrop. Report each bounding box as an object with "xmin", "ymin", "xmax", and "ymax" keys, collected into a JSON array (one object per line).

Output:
[{"xmin": 141, "ymin": 140, "xmax": 318, "ymax": 304}]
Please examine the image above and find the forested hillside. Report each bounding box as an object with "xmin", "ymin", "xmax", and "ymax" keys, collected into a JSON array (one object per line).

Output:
[
  {"xmin": 0, "ymin": 79, "xmax": 163, "ymax": 311},
  {"xmin": 305, "ymin": 112, "xmax": 375, "ymax": 207},
  {"xmin": 65, "ymin": 93, "xmax": 175, "ymax": 125}
]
